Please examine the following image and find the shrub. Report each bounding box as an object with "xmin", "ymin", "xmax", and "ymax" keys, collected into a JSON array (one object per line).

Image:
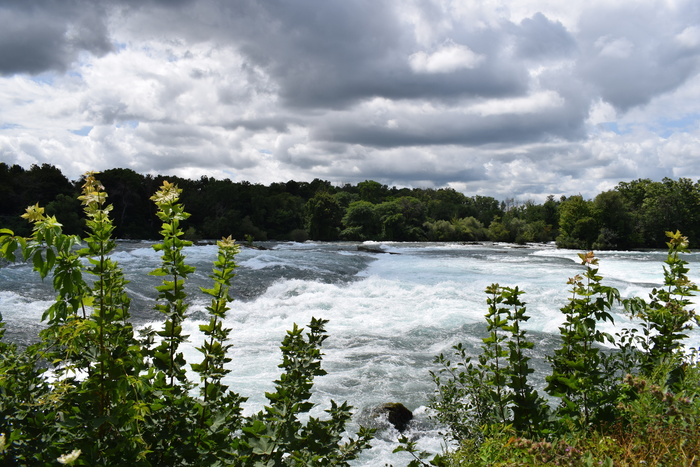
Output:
[
  {"xmin": 425, "ymin": 230, "xmax": 700, "ymax": 466},
  {"xmin": 0, "ymin": 172, "xmax": 372, "ymax": 465}
]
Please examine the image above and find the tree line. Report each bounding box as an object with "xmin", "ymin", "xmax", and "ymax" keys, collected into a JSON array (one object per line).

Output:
[{"xmin": 3, "ymin": 162, "xmax": 700, "ymax": 249}]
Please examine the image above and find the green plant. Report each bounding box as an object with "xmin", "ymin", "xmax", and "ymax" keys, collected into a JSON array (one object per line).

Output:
[
  {"xmin": 392, "ymin": 434, "xmax": 449, "ymax": 467},
  {"xmin": 11, "ymin": 173, "xmax": 148, "ymax": 462},
  {"xmin": 430, "ymin": 341, "xmax": 491, "ymax": 445},
  {"xmin": 610, "ymin": 356, "xmax": 700, "ymax": 465},
  {"xmin": 500, "ymin": 286, "xmax": 548, "ymax": 437},
  {"xmin": 544, "ymin": 251, "xmax": 619, "ymax": 429},
  {"xmin": 0, "ymin": 172, "xmax": 371, "ymax": 465},
  {"xmin": 434, "ymin": 231, "xmax": 700, "ymax": 466},
  {"xmin": 623, "ymin": 230, "xmax": 700, "ymax": 376},
  {"xmin": 482, "ymin": 284, "xmax": 511, "ymax": 425},
  {"xmin": 245, "ymin": 233, "xmax": 254, "ymax": 246},
  {"xmin": 192, "ymin": 235, "xmax": 241, "ymax": 405},
  {"xmin": 149, "ymin": 180, "xmax": 196, "ymax": 386},
  {"xmin": 430, "ymin": 284, "xmax": 548, "ymax": 445},
  {"xmin": 232, "ymin": 318, "xmax": 373, "ymax": 465}
]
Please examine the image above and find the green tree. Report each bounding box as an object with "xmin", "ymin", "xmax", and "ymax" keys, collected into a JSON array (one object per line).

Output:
[
  {"xmin": 46, "ymin": 193, "xmax": 84, "ymax": 235},
  {"xmin": 557, "ymin": 195, "xmax": 598, "ymax": 248},
  {"xmin": 0, "ymin": 163, "xmax": 24, "ymax": 222},
  {"xmin": 523, "ymin": 220, "xmax": 553, "ymax": 243},
  {"xmin": 592, "ymin": 190, "xmax": 633, "ymax": 249},
  {"xmin": 423, "ymin": 219, "xmax": 456, "ymax": 241},
  {"xmin": 357, "ymin": 180, "xmax": 388, "ymax": 204},
  {"xmin": 376, "ymin": 197, "xmax": 426, "ymax": 240},
  {"xmin": 452, "ymin": 216, "xmax": 487, "ymax": 241},
  {"xmin": 99, "ymin": 168, "xmax": 154, "ymax": 238},
  {"xmin": 616, "ymin": 178, "xmax": 700, "ymax": 248},
  {"xmin": 341, "ymin": 200, "xmax": 379, "ymax": 240},
  {"xmin": 427, "ymin": 188, "xmax": 470, "ymax": 221},
  {"xmin": 0, "ymin": 163, "xmax": 75, "ymax": 236},
  {"xmin": 306, "ymin": 191, "xmax": 343, "ymax": 240},
  {"xmin": 488, "ymin": 216, "xmax": 510, "ymax": 242},
  {"xmin": 469, "ymin": 195, "xmax": 504, "ymax": 226},
  {"xmin": 643, "ymin": 178, "xmax": 700, "ymax": 246},
  {"xmin": 24, "ymin": 163, "xmax": 74, "ymax": 206},
  {"xmin": 543, "ymin": 194, "xmax": 559, "ymax": 231},
  {"xmin": 266, "ymin": 192, "xmax": 306, "ymax": 239}
]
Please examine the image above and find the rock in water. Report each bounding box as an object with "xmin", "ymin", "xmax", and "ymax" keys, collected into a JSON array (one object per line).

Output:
[
  {"xmin": 358, "ymin": 245, "xmax": 386, "ymax": 254},
  {"xmin": 373, "ymin": 402, "xmax": 413, "ymax": 432},
  {"xmin": 357, "ymin": 245, "xmax": 399, "ymax": 254}
]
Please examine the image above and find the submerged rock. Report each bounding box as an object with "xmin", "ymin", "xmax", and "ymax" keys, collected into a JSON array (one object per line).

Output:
[
  {"xmin": 372, "ymin": 402, "xmax": 413, "ymax": 432},
  {"xmin": 357, "ymin": 245, "xmax": 399, "ymax": 254},
  {"xmin": 244, "ymin": 244, "xmax": 269, "ymax": 250}
]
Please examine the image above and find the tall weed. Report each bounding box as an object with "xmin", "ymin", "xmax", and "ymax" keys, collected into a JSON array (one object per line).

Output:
[{"xmin": 0, "ymin": 173, "xmax": 372, "ymax": 465}]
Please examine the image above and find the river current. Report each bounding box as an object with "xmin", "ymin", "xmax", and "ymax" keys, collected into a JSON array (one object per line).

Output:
[{"xmin": 1, "ymin": 241, "xmax": 699, "ymax": 465}]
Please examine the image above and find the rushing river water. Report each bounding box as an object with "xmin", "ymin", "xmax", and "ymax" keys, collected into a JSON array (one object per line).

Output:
[{"xmin": 2, "ymin": 241, "xmax": 700, "ymax": 465}]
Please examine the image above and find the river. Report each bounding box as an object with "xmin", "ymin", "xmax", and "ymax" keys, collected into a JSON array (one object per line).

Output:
[{"xmin": 1, "ymin": 241, "xmax": 699, "ymax": 465}]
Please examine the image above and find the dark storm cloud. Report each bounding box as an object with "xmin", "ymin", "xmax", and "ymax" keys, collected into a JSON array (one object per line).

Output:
[
  {"xmin": 513, "ymin": 12, "xmax": 577, "ymax": 60},
  {"xmin": 126, "ymin": 1, "xmax": 528, "ymax": 109},
  {"xmin": 312, "ymin": 98, "xmax": 587, "ymax": 148},
  {"xmin": 3, "ymin": 0, "xmax": 700, "ymax": 199},
  {"xmin": 0, "ymin": 0, "xmax": 203, "ymax": 76},
  {"xmin": 5, "ymin": 0, "xmax": 699, "ymax": 117},
  {"xmin": 371, "ymin": 166, "xmax": 487, "ymax": 188},
  {"xmin": 0, "ymin": 0, "xmax": 113, "ymax": 75},
  {"xmin": 222, "ymin": 118, "xmax": 295, "ymax": 133},
  {"xmin": 576, "ymin": 2, "xmax": 700, "ymax": 111},
  {"xmin": 228, "ymin": 1, "xmax": 529, "ymax": 109}
]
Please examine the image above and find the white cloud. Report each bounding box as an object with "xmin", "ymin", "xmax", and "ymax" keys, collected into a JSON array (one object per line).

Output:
[
  {"xmin": 1, "ymin": 0, "xmax": 700, "ymax": 200},
  {"xmin": 586, "ymin": 99, "xmax": 617, "ymax": 126},
  {"xmin": 676, "ymin": 25, "xmax": 700, "ymax": 48},
  {"xmin": 468, "ymin": 90, "xmax": 565, "ymax": 116},
  {"xmin": 595, "ymin": 36, "xmax": 635, "ymax": 58},
  {"xmin": 409, "ymin": 41, "xmax": 483, "ymax": 74}
]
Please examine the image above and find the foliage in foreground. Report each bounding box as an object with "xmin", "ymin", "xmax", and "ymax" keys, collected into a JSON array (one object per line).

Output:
[
  {"xmin": 416, "ymin": 230, "xmax": 700, "ymax": 466},
  {"xmin": 0, "ymin": 173, "xmax": 372, "ymax": 465}
]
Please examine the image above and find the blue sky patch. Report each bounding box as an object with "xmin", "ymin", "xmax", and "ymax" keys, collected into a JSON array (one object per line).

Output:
[
  {"xmin": 116, "ymin": 120, "xmax": 139, "ymax": 129},
  {"xmin": 29, "ymin": 73, "xmax": 55, "ymax": 86},
  {"xmin": 598, "ymin": 122, "xmax": 631, "ymax": 135},
  {"xmin": 70, "ymin": 126, "xmax": 93, "ymax": 136},
  {"xmin": 655, "ymin": 114, "xmax": 700, "ymax": 138}
]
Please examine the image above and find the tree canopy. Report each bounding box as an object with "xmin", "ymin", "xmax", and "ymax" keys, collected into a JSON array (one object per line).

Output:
[{"xmin": 4, "ymin": 164, "xmax": 700, "ymax": 248}]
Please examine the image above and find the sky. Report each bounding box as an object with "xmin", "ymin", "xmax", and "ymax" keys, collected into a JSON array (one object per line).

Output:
[{"xmin": 1, "ymin": 0, "xmax": 700, "ymax": 201}]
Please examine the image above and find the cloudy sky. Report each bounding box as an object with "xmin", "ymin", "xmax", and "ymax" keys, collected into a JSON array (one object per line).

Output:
[{"xmin": 1, "ymin": 0, "xmax": 700, "ymax": 200}]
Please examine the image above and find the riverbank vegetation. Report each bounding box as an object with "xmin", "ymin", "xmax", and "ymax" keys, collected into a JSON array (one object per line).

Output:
[
  {"xmin": 0, "ymin": 173, "xmax": 372, "ymax": 465},
  {"xmin": 404, "ymin": 230, "xmax": 700, "ymax": 466},
  {"xmin": 1, "ymin": 171, "xmax": 700, "ymax": 465},
  {"xmin": 4, "ymin": 163, "xmax": 700, "ymax": 249}
]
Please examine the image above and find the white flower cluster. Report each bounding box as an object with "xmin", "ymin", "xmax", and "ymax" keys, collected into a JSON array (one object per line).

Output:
[{"xmin": 57, "ymin": 448, "xmax": 82, "ymax": 465}]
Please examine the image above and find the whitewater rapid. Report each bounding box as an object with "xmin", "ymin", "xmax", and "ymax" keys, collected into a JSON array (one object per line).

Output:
[{"xmin": 1, "ymin": 241, "xmax": 699, "ymax": 465}]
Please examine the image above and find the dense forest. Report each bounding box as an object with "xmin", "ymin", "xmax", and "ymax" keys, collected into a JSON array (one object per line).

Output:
[{"xmin": 2, "ymin": 162, "xmax": 700, "ymax": 249}]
